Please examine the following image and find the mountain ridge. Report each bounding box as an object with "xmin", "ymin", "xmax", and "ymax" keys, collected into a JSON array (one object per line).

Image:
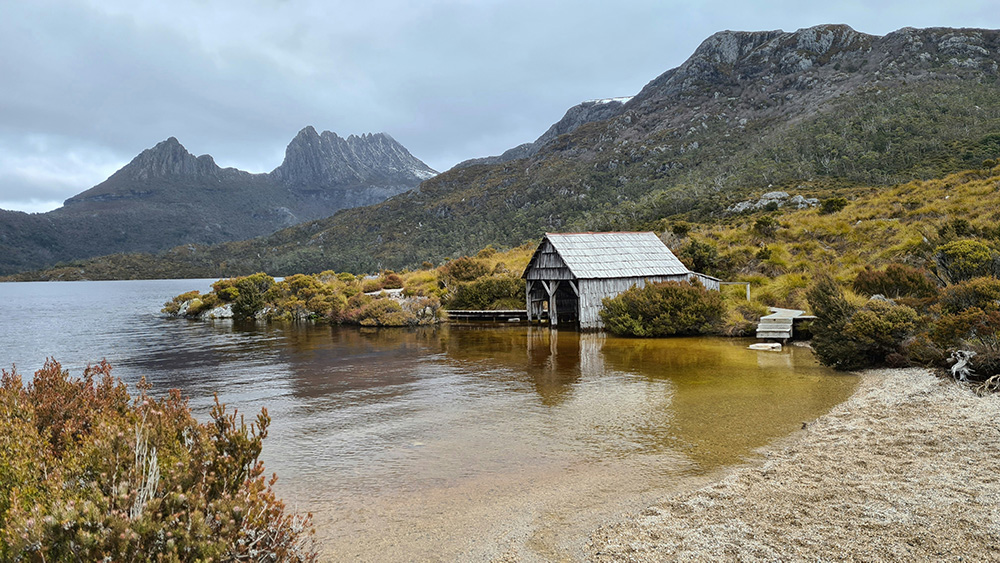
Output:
[
  {"xmin": 7, "ymin": 24, "xmax": 1000, "ymax": 279},
  {"xmin": 0, "ymin": 128, "xmax": 437, "ymax": 275}
]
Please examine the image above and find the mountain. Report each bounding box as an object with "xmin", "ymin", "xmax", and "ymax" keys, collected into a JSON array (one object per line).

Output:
[
  {"xmin": 9, "ymin": 24, "xmax": 1000, "ymax": 280},
  {"xmin": 0, "ymin": 129, "xmax": 436, "ymax": 275},
  {"xmin": 454, "ymin": 97, "xmax": 631, "ymax": 168}
]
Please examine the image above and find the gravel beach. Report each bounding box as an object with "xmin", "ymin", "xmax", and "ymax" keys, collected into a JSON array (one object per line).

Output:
[{"xmin": 587, "ymin": 368, "xmax": 1000, "ymax": 562}]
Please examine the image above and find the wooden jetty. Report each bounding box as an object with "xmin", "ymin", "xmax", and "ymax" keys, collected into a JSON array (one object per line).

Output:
[
  {"xmin": 445, "ymin": 310, "xmax": 528, "ymax": 322},
  {"xmin": 756, "ymin": 307, "xmax": 816, "ymax": 340}
]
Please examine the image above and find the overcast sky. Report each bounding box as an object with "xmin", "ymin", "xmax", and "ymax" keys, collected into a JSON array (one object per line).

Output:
[{"xmin": 2, "ymin": 0, "xmax": 997, "ymax": 213}]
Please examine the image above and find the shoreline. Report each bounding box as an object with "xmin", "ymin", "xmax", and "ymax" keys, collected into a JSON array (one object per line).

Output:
[{"xmin": 586, "ymin": 367, "xmax": 1000, "ymax": 561}]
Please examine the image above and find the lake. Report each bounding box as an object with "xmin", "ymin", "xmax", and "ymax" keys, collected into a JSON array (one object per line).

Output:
[{"xmin": 0, "ymin": 279, "xmax": 857, "ymax": 560}]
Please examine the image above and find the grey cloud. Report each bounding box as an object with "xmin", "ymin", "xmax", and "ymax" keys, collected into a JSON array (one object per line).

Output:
[{"xmin": 1, "ymin": 0, "xmax": 998, "ymax": 212}]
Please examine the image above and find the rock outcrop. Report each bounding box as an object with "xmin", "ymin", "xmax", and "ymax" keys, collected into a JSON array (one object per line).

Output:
[{"xmin": 455, "ymin": 97, "xmax": 631, "ymax": 168}]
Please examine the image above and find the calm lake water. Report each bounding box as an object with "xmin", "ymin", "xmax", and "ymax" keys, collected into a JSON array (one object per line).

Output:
[{"xmin": 0, "ymin": 279, "xmax": 857, "ymax": 560}]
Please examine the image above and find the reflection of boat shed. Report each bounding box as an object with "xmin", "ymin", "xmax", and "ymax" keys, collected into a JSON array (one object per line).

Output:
[{"xmin": 522, "ymin": 232, "xmax": 720, "ymax": 329}]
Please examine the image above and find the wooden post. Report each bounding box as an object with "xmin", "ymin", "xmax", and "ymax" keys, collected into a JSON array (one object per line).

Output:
[
  {"xmin": 542, "ymin": 280, "xmax": 561, "ymax": 327},
  {"xmin": 525, "ymin": 280, "xmax": 533, "ymax": 322}
]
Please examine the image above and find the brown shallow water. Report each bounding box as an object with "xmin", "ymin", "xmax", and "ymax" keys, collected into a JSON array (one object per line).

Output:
[{"xmin": 256, "ymin": 326, "xmax": 857, "ymax": 560}]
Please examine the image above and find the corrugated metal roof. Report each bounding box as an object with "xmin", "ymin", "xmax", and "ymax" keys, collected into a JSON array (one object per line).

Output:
[{"xmin": 526, "ymin": 232, "xmax": 690, "ymax": 279}]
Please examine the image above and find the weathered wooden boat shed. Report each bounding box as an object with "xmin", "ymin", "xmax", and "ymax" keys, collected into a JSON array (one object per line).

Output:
[{"xmin": 522, "ymin": 232, "xmax": 720, "ymax": 329}]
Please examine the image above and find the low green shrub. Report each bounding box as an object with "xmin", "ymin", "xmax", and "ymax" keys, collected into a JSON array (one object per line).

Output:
[
  {"xmin": 361, "ymin": 278, "xmax": 383, "ymax": 293},
  {"xmin": 938, "ymin": 276, "xmax": 1000, "ymax": 314},
  {"xmin": 185, "ymin": 293, "xmax": 219, "ymax": 316},
  {"xmin": 935, "ymin": 239, "xmax": 999, "ymax": 283},
  {"xmin": 809, "ymin": 277, "xmax": 920, "ymax": 370},
  {"xmin": 440, "ymin": 257, "xmax": 491, "ymax": 284},
  {"xmin": 0, "ymin": 360, "xmax": 315, "ymax": 561},
  {"xmin": 819, "ymin": 197, "xmax": 848, "ymax": 214},
  {"xmin": 752, "ymin": 216, "xmax": 780, "ymax": 237},
  {"xmin": 806, "ymin": 276, "xmax": 860, "ymax": 369},
  {"xmin": 844, "ymin": 299, "xmax": 920, "ymax": 365},
  {"xmin": 600, "ymin": 280, "xmax": 725, "ymax": 337},
  {"xmin": 852, "ymin": 264, "xmax": 939, "ymax": 300},
  {"xmin": 226, "ymin": 273, "xmax": 275, "ymax": 321},
  {"xmin": 161, "ymin": 290, "xmax": 200, "ymax": 315},
  {"xmin": 678, "ymin": 239, "xmax": 722, "ymax": 277},
  {"xmin": 447, "ymin": 275, "xmax": 525, "ymax": 310}
]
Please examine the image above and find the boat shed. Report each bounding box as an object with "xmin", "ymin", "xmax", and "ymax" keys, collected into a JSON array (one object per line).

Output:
[{"xmin": 522, "ymin": 232, "xmax": 720, "ymax": 329}]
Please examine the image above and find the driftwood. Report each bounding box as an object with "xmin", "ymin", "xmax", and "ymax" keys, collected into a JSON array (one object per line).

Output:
[
  {"xmin": 949, "ymin": 349, "xmax": 976, "ymax": 382},
  {"xmin": 974, "ymin": 374, "xmax": 1000, "ymax": 396}
]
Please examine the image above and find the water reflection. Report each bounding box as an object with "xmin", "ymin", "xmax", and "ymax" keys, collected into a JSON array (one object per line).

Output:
[
  {"xmin": 0, "ymin": 280, "xmax": 858, "ymax": 557},
  {"xmin": 601, "ymin": 336, "xmax": 854, "ymax": 467}
]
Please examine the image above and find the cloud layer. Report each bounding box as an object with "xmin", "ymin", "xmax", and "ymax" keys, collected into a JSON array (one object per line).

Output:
[{"xmin": 2, "ymin": 0, "xmax": 996, "ymax": 212}]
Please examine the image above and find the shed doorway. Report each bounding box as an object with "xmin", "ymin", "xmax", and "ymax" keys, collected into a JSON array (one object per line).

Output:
[{"xmin": 526, "ymin": 279, "xmax": 580, "ymax": 327}]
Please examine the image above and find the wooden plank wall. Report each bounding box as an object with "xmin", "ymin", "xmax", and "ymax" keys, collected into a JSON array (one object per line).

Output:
[
  {"xmin": 524, "ymin": 240, "xmax": 574, "ymax": 281},
  {"xmin": 578, "ymin": 275, "xmax": 690, "ymax": 328}
]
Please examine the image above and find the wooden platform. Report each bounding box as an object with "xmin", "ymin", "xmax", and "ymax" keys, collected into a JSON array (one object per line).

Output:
[
  {"xmin": 756, "ymin": 308, "xmax": 815, "ymax": 340},
  {"xmin": 445, "ymin": 310, "xmax": 528, "ymax": 322}
]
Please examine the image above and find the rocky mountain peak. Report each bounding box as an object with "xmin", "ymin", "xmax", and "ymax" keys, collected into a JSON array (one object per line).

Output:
[
  {"xmin": 618, "ymin": 25, "xmax": 1000, "ymax": 138},
  {"xmin": 271, "ymin": 127, "xmax": 437, "ymax": 187},
  {"xmin": 110, "ymin": 137, "xmax": 222, "ymax": 182}
]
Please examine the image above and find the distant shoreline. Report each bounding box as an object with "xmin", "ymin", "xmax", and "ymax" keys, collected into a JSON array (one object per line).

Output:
[{"xmin": 588, "ymin": 368, "xmax": 1000, "ymax": 561}]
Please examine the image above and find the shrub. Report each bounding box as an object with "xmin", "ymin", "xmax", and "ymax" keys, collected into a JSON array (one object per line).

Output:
[
  {"xmin": 752, "ymin": 216, "xmax": 780, "ymax": 237},
  {"xmin": 679, "ymin": 239, "xmax": 721, "ymax": 277},
  {"xmin": 161, "ymin": 290, "xmax": 200, "ymax": 315},
  {"xmin": 843, "ymin": 299, "xmax": 920, "ymax": 365},
  {"xmin": 225, "ymin": 273, "xmax": 275, "ymax": 321},
  {"xmin": 361, "ymin": 278, "xmax": 383, "ymax": 293},
  {"xmin": 935, "ymin": 239, "xmax": 999, "ymax": 283},
  {"xmin": 852, "ymin": 264, "xmax": 939, "ymax": 299},
  {"xmin": 938, "ymin": 276, "xmax": 1000, "ymax": 314},
  {"xmin": 967, "ymin": 332, "xmax": 1000, "ymax": 378},
  {"xmin": 185, "ymin": 293, "xmax": 219, "ymax": 316},
  {"xmin": 599, "ymin": 280, "xmax": 725, "ymax": 337},
  {"xmin": 932, "ymin": 307, "xmax": 1000, "ymax": 348},
  {"xmin": 440, "ymin": 257, "xmax": 491, "ymax": 284},
  {"xmin": 211, "ymin": 278, "xmax": 238, "ymax": 301},
  {"xmin": 340, "ymin": 296, "xmax": 420, "ymax": 327},
  {"xmin": 806, "ymin": 276, "xmax": 861, "ymax": 369},
  {"xmin": 382, "ymin": 273, "xmax": 404, "ymax": 290},
  {"xmin": 819, "ymin": 197, "xmax": 848, "ymax": 214},
  {"xmin": 671, "ymin": 222, "xmax": 692, "ymax": 237},
  {"xmin": 264, "ymin": 274, "xmax": 342, "ymax": 321},
  {"xmin": 0, "ymin": 360, "xmax": 315, "ymax": 561},
  {"xmin": 447, "ymin": 275, "xmax": 525, "ymax": 310},
  {"xmin": 808, "ymin": 276, "xmax": 920, "ymax": 370}
]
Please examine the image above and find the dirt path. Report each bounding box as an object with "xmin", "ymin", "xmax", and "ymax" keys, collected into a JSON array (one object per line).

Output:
[{"xmin": 587, "ymin": 368, "xmax": 1000, "ymax": 562}]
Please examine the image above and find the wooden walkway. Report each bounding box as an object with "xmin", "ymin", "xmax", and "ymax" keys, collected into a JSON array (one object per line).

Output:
[
  {"xmin": 756, "ymin": 307, "xmax": 815, "ymax": 340},
  {"xmin": 445, "ymin": 309, "xmax": 528, "ymax": 322}
]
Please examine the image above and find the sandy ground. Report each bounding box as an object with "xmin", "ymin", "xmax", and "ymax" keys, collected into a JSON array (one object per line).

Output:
[{"xmin": 587, "ymin": 368, "xmax": 1000, "ymax": 562}]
